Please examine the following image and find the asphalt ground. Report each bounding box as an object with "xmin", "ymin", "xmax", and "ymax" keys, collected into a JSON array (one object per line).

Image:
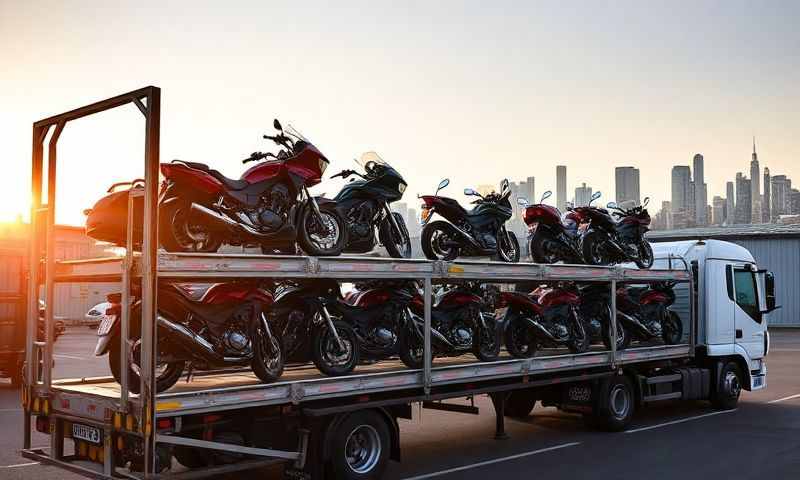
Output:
[{"xmin": 0, "ymin": 328, "xmax": 798, "ymax": 480}]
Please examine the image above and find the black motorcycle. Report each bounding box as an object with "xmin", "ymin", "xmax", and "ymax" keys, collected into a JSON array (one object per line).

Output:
[
  {"xmin": 581, "ymin": 197, "xmax": 654, "ymax": 269},
  {"xmin": 267, "ymin": 280, "xmax": 361, "ymax": 376},
  {"xmin": 94, "ymin": 281, "xmax": 284, "ymax": 393},
  {"xmin": 328, "ymin": 152, "xmax": 412, "ymax": 258},
  {"xmin": 615, "ymin": 281, "xmax": 683, "ymax": 346},
  {"xmin": 575, "ymin": 283, "xmax": 628, "ymax": 351},
  {"xmin": 419, "ymin": 179, "xmax": 520, "ymax": 262}
]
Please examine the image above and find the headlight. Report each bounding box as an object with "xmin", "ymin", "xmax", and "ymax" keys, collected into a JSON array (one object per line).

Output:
[
  {"xmin": 398, "ymin": 182, "xmax": 407, "ymax": 194},
  {"xmin": 319, "ymin": 158, "xmax": 329, "ymax": 174}
]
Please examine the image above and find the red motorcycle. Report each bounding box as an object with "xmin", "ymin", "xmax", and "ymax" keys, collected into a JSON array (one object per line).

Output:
[
  {"xmin": 520, "ymin": 191, "xmax": 585, "ymax": 264},
  {"xmin": 615, "ymin": 281, "xmax": 682, "ymax": 346},
  {"xmin": 85, "ymin": 119, "xmax": 347, "ymax": 255},
  {"xmin": 580, "ymin": 198, "xmax": 653, "ymax": 268},
  {"xmin": 498, "ymin": 283, "xmax": 590, "ymax": 357}
]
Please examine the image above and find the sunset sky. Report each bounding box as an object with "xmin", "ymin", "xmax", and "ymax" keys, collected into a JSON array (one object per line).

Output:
[{"xmin": 1, "ymin": 0, "xmax": 798, "ymax": 225}]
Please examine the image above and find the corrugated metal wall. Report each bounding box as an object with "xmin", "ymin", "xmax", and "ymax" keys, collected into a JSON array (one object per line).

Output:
[{"xmin": 730, "ymin": 238, "xmax": 800, "ymax": 327}]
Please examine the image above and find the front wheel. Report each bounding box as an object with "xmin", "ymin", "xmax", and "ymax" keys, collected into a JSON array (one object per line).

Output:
[
  {"xmin": 398, "ymin": 322, "xmax": 425, "ymax": 369},
  {"xmin": 251, "ymin": 321, "xmax": 284, "ymax": 383},
  {"xmin": 298, "ymin": 204, "xmax": 347, "ymax": 256},
  {"xmin": 312, "ymin": 319, "xmax": 359, "ymax": 376},
  {"xmin": 566, "ymin": 311, "xmax": 591, "ymax": 353},
  {"xmin": 504, "ymin": 316, "xmax": 537, "ymax": 358},
  {"xmin": 661, "ymin": 310, "xmax": 683, "ymax": 345},
  {"xmin": 710, "ymin": 361, "xmax": 742, "ymax": 410},
  {"xmin": 473, "ymin": 314, "xmax": 501, "ymax": 362},
  {"xmin": 379, "ymin": 212, "xmax": 412, "ymax": 258},
  {"xmin": 492, "ymin": 230, "xmax": 520, "ymax": 263},
  {"xmin": 634, "ymin": 240, "xmax": 654, "ymax": 269},
  {"xmin": 421, "ymin": 221, "xmax": 461, "ymax": 261}
]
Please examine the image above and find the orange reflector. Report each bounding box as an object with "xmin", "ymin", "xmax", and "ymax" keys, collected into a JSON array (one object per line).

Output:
[
  {"xmin": 113, "ymin": 413, "xmax": 122, "ymax": 429},
  {"xmin": 78, "ymin": 441, "xmax": 87, "ymax": 457},
  {"xmin": 89, "ymin": 446, "xmax": 97, "ymax": 461},
  {"xmin": 116, "ymin": 436, "xmax": 124, "ymax": 451},
  {"xmin": 33, "ymin": 397, "xmax": 40, "ymax": 413},
  {"xmin": 125, "ymin": 414, "xmax": 134, "ymax": 431},
  {"xmin": 43, "ymin": 399, "xmax": 50, "ymax": 416}
]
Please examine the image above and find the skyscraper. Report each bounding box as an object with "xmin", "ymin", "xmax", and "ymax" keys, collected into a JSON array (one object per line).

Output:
[
  {"xmin": 735, "ymin": 173, "xmax": 752, "ymax": 224},
  {"xmin": 525, "ymin": 176, "xmax": 536, "ymax": 204},
  {"xmin": 750, "ymin": 138, "xmax": 762, "ymax": 223},
  {"xmin": 712, "ymin": 196, "xmax": 726, "ymax": 225},
  {"xmin": 556, "ymin": 166, "xmax": 567, "ymax": 211},
  {"xmin": 615, "ymin": 166, "xmax": 640, "ymax": 207},
  {"xmin": 771, "ymin": 175, "xmax": 792, "ymax": 220},
  {"xmin": 671, "ymin": 165, "xmax": 691, "ymax": 215},
  {"xmin": 763, "ymin": 167, "xmax": 771, "ymax": 223},
  {"xmin": 725, "ymin": 181, "xmax": 735, "ymax": 225},
  {"xmin": 575, "ymin": 183, "xmax": 593, "ymax": 206},
  {"xmin": 693, "ymin": 154, "xmax": 707, "ymax": 226}
]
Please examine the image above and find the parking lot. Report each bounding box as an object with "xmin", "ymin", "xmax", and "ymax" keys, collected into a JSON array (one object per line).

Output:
[{"xmin": 1, "ymin": 328, "xmax": 798, "ymax": 480}]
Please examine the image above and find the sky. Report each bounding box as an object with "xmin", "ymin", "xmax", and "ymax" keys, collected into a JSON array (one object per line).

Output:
[{"xmin": 1, "ymin": 0, "xmax": 798, "ymax": 225}]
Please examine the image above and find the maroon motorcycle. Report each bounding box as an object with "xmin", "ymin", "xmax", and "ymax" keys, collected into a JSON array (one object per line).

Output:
[
  {"xmin": 580, "ymin": 198, "xmax": 653, "ymax": 268},
  {"xmin": 498, "ymin": 283, "xmax": 590, "ymax": 358},
  {"xmin": 615, "ymin": 281, "xmax": 682, "ymax": 347},
  {"xmin": 520, "ymin": 191, "xmax": 585, "ymax": 264}
]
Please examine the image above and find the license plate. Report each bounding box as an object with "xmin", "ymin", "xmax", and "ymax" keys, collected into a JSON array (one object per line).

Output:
[
  {"xmin": 97, "ymin": 315, "xmax": 116, "ymax": 336},
  {"xmin": 753, "ymin": 375, "xmax": 765, "ymax": 389},
  {"xmin": 72, "ymin": 423, "xmax": 101, "ymax": 444}
]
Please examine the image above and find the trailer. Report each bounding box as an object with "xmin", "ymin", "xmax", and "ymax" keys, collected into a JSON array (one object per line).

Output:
[{"xmin": 19, "ymin": 87, "xmax": 773, "ymax": 480}]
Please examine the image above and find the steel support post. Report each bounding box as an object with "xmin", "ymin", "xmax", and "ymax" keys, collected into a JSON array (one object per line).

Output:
[
  {"xmin": 43, "ymin": 122, "xmax": 64, "ymax": 389},
  {"xmin": 119, "ymin": 190, "xmax": 137, "ymax": 410},
  {"xmin": 610, "ymin": 279, "xmax": 617, "ymax": 368},
  {"xmin": 423, "ymin": 277, "xmax": 432, "ymax": 395},
  {"xmin": 139, "ymin": 88, "xmax": 161, "ymax": 477}
]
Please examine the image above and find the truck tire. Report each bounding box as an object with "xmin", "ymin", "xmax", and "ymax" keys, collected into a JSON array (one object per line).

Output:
[
  {"xmin": 586, "ymin": 375, "xmax": 635, "ymax": 432},
  {"xmin": 328, "ymin": 410, "xmax": 391, "ymax": 480},
  {"xmin": 504, "ymin": 391, "xmax": 538, "ymax": 419},
  {"xmin": 710, "ymin": 361, "xmax": 742, "ymax": 410}
]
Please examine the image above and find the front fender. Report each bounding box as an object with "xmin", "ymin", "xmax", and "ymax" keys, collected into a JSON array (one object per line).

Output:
[{"xmin": 94, "ymin": 333, "xmax": 115, "ymax": 356}]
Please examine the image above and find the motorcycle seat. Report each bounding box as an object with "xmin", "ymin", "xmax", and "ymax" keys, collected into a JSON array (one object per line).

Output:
[{"xmin": 173, "ymin": 160, "xmax": 249, "ymax": 190}]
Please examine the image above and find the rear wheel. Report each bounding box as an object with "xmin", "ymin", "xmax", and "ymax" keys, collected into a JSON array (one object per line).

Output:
[
  {"xmin": 159, "ymin": 199, "xmax": 221, "ymax": 253},
  {"xmin": 298, "ymin": 204, "xmax": 347, "ymax": 256},
  {"xmin": 661, "ymin": 310, "xmax": 683, "ymax": 345},
  {"xmin": 328, "ymin": 411, "xmax": 391, "ymax": 480},
  {"xmin": 312, "ymin": 319, "xmax": 359, "ymax": 376},
  {"xmin": 581, "ymin": 230, "xmax": 607, "ymax": 266},
  {"xmin": 379, "ymin": 212, "xmax": 412, "ymax": 259},
  {"xmin": 504, "ymin": 316, "xmax": 536, "ymax": 358},
  {"xmin": 108, "ymin": 336, "xmax": 184, "ymax": 394},
  {"xmin": 421, "ymin": 221, "xmax": 460, "ymax": 261},
  {"xmin": 585, "ymin": 375, "xmax": 635, "ymax": 432},
  {"xmin": 529, "ymin": 230, "xmax": 561, "ymax": 264},
  {"xmin": 492, "ymin": 230, "xmax": 520, "ymax": 263}
]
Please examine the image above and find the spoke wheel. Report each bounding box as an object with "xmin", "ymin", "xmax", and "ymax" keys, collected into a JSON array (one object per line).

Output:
[
  {"xmin": 161, "ymin": 202, "xmax": 221, "ymax": 253},
  {"xmin": 421, "ymin": 221, "xmax": 460, "ymax": 261}
]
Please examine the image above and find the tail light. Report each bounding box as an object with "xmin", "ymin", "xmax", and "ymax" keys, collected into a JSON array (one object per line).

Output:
[{"xmin": 419, "ymin": 207, "xmax": 432, "ymax": 225}]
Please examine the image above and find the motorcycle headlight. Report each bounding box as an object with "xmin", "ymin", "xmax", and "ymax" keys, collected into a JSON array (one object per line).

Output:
[{"xmin": 398, "ymin": 182, "xmax": 407, "ymax": 194}]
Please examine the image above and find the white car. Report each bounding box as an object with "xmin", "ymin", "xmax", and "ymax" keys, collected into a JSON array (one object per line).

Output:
[{"xmin": 85, "ymin": 302, "xmax": 112, "ymax": 328}]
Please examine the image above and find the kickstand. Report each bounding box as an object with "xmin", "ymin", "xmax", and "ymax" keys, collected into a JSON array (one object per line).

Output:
[{"xmin": 489, "ymin": 392, "xmax": 511, "ymax": 440}]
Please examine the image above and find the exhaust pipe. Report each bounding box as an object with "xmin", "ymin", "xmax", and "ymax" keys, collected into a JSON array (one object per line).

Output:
[
  {"xmin": 157, "ymin": 314, "xmax": 250, "ymax": 365},
  {"xmin": 523, "ymin": 316, "xmax": 562, "ymax": 342},
  {"xmin": 616, "ymin": 311, "xmax": 652, "ymax": 338},
  {"xmin": 190, "ymin": 203, "xmax": 268, "ymax": 239}
]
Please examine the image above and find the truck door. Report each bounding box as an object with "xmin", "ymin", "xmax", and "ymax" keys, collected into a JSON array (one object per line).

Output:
[{"xmin": 727, "ymin": 264, "xmax": 765, "ymax": 361}]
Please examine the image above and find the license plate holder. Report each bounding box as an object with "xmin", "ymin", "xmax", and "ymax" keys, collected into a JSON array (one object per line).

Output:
[
  {"xmin": 97, "ymin": 315, "xmax": 116, "ymax": 336},
  {"xmin": 72, "ymin": 423, "xmax": 102, "ymax": 444}
]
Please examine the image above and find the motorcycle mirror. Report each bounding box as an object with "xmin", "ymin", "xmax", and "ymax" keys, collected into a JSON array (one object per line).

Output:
[
  {"xmin": 464, "ymin": 188, "xmax": 479, "ymax": 196},
  {"xmin": 517, "ymin": 197, "xmax": 529, "ymax": 207},
  {"xmin": 500, "ymin": 178, "xmax": 510, "ymax": 192},
  {"xmin": 642, "ymin": 197, "xmax": 650, "ymax": 207},
  {"xmin": 540, "ymin": 190, "xmax": 552, "ymax": 202},
  {"xmin": 436, "ymin": 178, "xmax": 450, "ymax": 195},
  {"xmin": 589, "ymin": 191, "xmax": 601, "ymax": 205},
  {"xmin": 273, "ymin": 118, "xmax": 283, "ymax": 132},
  {"xmin": 606, "ymin": 201, "xmax": 618, "ymax": 209}
]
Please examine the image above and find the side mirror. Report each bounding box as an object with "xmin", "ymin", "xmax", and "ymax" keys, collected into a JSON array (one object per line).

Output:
[
  {"xmin": 517, "ymin": 197, "xmax": 529, "ymax": 207},
  {"xmin": 500, "ymin": 178, "xmax": 510, "ymax": 191},
  {"xmin": 765, "ymin": 271, "xmax": 778, "ymax": 312},
  {"xmin": 606, "ymin": 201, "xmax": 618, "ymax": 209},
  {"xmin": 435, "ymin": 178, "xmax": 450, "ymax": 195},
  {"xmin": 273, "ymin": 118, "xmax": 283, "ymax": 132},
  {"xmin": 642, "ymin": 197, "xmax": 650, "ymax": 207},
  {"xmin": 540, "ymin": 191, "xmax": 552, "ymax": 202},
  {"xmin": 464, "ymin": 188, "xmax": 479, "ymax": 197},
  {"xmin": 591, "ymin": 191, "xmax": 602, "ymax": 201}
]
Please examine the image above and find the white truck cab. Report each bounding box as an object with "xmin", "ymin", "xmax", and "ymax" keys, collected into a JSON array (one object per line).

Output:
[{"xmin": 653, "ymin": 240, "xmax": 773, "ymax": 392}]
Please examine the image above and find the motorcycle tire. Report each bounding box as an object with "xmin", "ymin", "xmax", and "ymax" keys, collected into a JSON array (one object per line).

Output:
[
  {"xmin": 661, "ymin": 310, "xmax": 683, "ymax": 345},
  {"xmin": 473, "ymin": 316, "xmax": 501, "ymax": 362},
  {"xmin": 312, "ymin": 319, "xmax": 359, "ymax": 376},
  {"xmin": 601, "ymin": 317, "xmax": 631, "ymax": 351},
  {"xmin": 379, "ymin": 212, "xmax": 412, "ymax": 259},
  {"xmin": 108, "ymin": 336, "xmax": 185, "ymax": 394},
  {"xmin": 298, "ymin": 204, "xmax": 347, "ymax": 256},
  {"xmin": 529, "ymin": 231, "xmax": 561, "ymax": 264},
  {"xmin": 492, "ymin": 230, "xmax": 520, "ymax": 263},
  {"xmin": 581, "ymin": 230, "xmax": 607, "ymax": 266},
  {"xmin": 159, "ymin": 199, "xmax": 222, "ymax": 253},
  {"xmin": 504, "ymin": 317, "xmax": 537, "ymax": 358},
  {"xmin": 634, "ymin": 240, "xmax": 654, "ymax": 269},
  {"xmin": 421, "ymin": 221, "xmax": 461, "ymax": 261},
  {"xmin": 566, "ymin": 311, "xmax": 591, "ymax": 354},
  {"xmin": 252, "ymin": 327, "xmax": 284, "ymax": 383},
  {"xmin": 398, "ymin": 324, "xmax": 425, "ymax": 369}
]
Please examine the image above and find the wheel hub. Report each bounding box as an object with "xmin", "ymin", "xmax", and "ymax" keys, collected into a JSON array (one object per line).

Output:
[{"xmin": 345, "ymin": 425, "xmax": 381, "ymax": 474}]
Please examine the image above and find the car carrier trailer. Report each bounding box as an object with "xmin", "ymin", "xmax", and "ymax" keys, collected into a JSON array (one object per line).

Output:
[{"xmin": 19, "ymin": 87, "xmax": 773, "ymax": 479}]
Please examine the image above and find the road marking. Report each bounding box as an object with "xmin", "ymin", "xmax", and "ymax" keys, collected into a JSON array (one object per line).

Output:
[
  {"xmin": 769, "ymin": 348, "xmax": 800, "ymax": 352},
  {"xmin": 768, "ymin": 393, "xmax": 800, "ymax": 404},
  {"xmin": 0, "ymin": 408, "xmax": 21, "ymax": 413},
  {"xmin": 624, "ymin": 409, "xmax": 737, "ymax": 434},
  {"xmin": 54, "ymin": 354, "xmax": 86, "ymax": 360},
  {"xmin": 402, "ymin": 442, "xmax": 581, "ymax": 480},
  {"xmin": 0, "ymin": 462, "xmax": 40, "ymax": 469}
]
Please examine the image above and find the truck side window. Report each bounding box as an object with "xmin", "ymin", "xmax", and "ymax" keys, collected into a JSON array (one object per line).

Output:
[{"xmin": 733, "ymin": 268, "xmax": 761, "ymax": 323}]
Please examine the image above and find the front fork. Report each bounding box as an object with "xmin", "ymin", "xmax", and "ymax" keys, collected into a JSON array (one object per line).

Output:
[
  {"xmin": 383, "ymin": 202, "xmax": 405, "ymax": 239},
  {"xmin": 319, "ymin": 304, "xmax": 346, "ymax": 351}
]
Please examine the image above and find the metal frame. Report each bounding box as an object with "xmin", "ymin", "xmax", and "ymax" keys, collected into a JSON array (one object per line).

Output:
[{"xmin": 23, "ymin": 86, "xmax": 695, "ymax": 479}]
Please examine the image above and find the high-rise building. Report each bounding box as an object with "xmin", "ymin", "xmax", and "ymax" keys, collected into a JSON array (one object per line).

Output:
[
  {"xmin": 750, "ymin": 138, "xmax": 762, "ymax": 223},
  {"xmin": 556, "ymin": 166, "xmax": 567, "ymax": 211},
  {"xmin": 725, "ymin": 182, "xmax": 735, "ymax": 225},
  {"xmin": 615, "ymin": 166, "xmax": 640, "ymax": 207},
  {"xmin": 575, "ymin": 183, "xmax": 593, "ymax": 206},
  {"xmin": 693, "ymin": 154, "xmax": 707, "ymax": 226},
  {"xmin": 763, "ymin": 167, "xmax": 771, "ymax": 223},
  {"xmin": 791, "ymin": 189, "xmax": 800, "ymax": 215},
  {"xmin": 525, "ymin": 176, "xmax": 536, "ymax": 204},
  {"xmin": 711, "ymin": 196, "xmax": 726, "ymax": 225},
  {"xmin": 771, "ymin": 175, "xmax": 792, "ymax": 220},
  {"xmin": 671, "ymin": 165, "xmax": 692, "ymax": 220},
  {"xmin": 735, "ymin": 173, "xmax": 752, "ymax": 224}
]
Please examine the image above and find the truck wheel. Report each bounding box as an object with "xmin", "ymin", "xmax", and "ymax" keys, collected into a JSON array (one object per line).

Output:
[
  {"xmin": 328, "ymin": 411, "xmax": 391, "ymax": 480},
  {"xmin": 711, "ymin": 361, "xmax": 742, "ymax": 410},
  {"xmin": 587, "ymin": 375, "xmax": 635, "ymax": 432},
  {"xmin": 504, "ymin": 391, "xmax": 538, "ymax": 419}
]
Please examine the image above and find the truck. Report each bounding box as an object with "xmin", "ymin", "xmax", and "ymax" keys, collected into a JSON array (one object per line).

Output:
[{"xmin": 19, "ymin": 87, "xmax": 775, "ymax": 480}]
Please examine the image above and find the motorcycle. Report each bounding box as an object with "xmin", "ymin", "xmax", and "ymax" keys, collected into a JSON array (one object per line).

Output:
[
  {"xmin": 498, "ymin": 283, "xmax": 590, "ymax": 357},
  {"xmin": 519, "ymin": 191, "xmax": 584, "ymax": 264},
  {"xmin": 575, "ymin": 283, "xmax": 628, "ymax": 351},
  {"xmin": 84, "ymin": 119, "xmax": 347, "ymax": 256},
  {"xmin": 615, "ymin": 281, "xmax": 683, "ymax": 346},
  {"xmin": 399, "ymin": 282, "xmax": 501, "ymax": 369},
  {"xmin": 267, "ymin": 280, "xmax": 360, "ymax": 376},
  {"xmin": 327, "ymin": 152, "xmax": 412, "ymax": 258},
  {"xmin": 580, "ymin": 196, "xmax": 654, "ymax": 269},
  {"xmin": 419, "ymin": 179, "xmax": 520, "ymax": 262},
  {"xmin": 94, "ymin": 281, "xmax": 284, "ymax": 393}
]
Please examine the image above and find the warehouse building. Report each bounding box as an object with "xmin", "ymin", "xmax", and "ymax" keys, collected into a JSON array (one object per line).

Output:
[{"xmin": 648, "ymin": 224, "xmax": 800, "ymax": 327}]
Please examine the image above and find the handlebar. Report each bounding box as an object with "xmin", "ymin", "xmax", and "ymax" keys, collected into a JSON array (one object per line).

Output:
[{"xmin": 243, "ymin": 151, "xmax": 277, "ymax": 164}]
